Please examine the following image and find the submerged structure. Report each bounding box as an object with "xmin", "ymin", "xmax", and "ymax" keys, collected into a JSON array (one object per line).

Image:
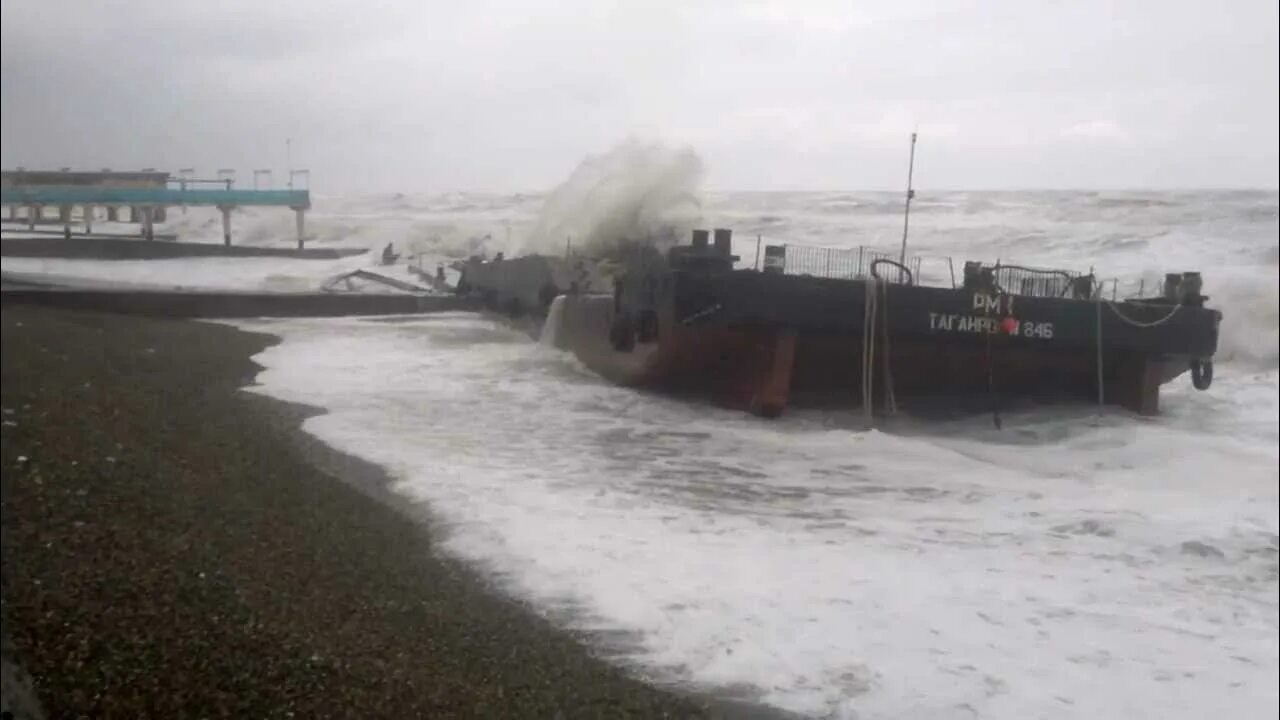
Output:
[{"xmin": 456, "ymin": 229, "xmax": 1221, "ymax": 418}]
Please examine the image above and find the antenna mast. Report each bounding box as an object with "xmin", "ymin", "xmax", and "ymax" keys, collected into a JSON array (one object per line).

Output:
[{"xmin": 897, "ymin": 132, "xmax": 918, "ymax": 268}]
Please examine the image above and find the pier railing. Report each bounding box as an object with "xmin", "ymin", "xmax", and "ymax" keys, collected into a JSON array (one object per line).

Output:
[{"xmin": 0, "ymin": 187, "xmax": 310, "ymax": 208}]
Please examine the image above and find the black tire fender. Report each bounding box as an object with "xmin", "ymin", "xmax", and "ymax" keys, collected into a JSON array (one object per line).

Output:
[{"xmin": 1190, "ymin": 358, "xmax": 1213, "ymax": 391}]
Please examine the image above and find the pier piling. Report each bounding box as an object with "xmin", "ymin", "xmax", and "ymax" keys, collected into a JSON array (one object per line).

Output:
[
  {"xmin": 3, "ymin": 169, "xmax": 312, "ymax": 247},
  {"xmin": 141, "ymin": 207, "xmax": 155, "ymax": 241},
  {"xmin": 220, "ymin": 206, "xmax": 232, "ymax": 246}
]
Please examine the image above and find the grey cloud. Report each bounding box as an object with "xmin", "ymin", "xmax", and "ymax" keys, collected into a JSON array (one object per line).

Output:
[{"xmin": 2, "ymin": 0, "xmax": 1276, "ymax": 191}]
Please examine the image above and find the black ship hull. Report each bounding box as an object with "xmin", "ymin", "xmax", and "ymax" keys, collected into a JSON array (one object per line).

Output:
[{"xmin": 459, "ymin": 231, "xmax": 1221, "ymax": 418}]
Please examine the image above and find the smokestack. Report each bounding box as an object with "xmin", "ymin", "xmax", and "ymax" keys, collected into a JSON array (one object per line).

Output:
[
  {"xmin": 713, "ymin": 228, "xmax": 732, "ymax": 255},
  {"xmin": 691, "ymin": 229, "xmax": 709, "ymax": 249}
]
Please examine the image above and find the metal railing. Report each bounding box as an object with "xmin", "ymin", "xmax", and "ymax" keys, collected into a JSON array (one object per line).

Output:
[
  {"xmin": 989, "ymin": 264, "xmax": 1080, "ymax": 298},
  {"xmin": 739, "ymin": 238, "xmax": 1154, "ymax": 300},
  {"xmin": 766, "ymin": 244, "xmax": 922, "ymax": 284}
]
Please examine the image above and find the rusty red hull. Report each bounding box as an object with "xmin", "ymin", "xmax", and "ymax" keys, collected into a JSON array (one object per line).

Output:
[{"xmin": 548, "ymin": 294, "xmax": 1187, "ymax": 417}]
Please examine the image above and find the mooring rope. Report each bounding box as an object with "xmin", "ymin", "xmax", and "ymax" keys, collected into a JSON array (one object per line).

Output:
[
  {"xmin": 1091, "ymin": 286, "xmax": 1182, "ymax": 412},
  {"xmin": 983, "ymin": 294, "xmax": 1002, "ymax": 430},
  {"xmin": 879, "ymin": 277, "xmax": 897, "ymax": 415},
  {"xmin": 1090, "ymin": 282, "xmax": 1181, "ymax": 418},
  {"xmin": 1105, "ymin": 300, "xmax": 1182, "ymax": 328},
  {"xmin": 1094, "ymin": 286, "xmax": 1105, "ymax": 415},
  {"xmin": 862, "ymin": 277, "xmax": 877, "ymax": 426},
  {"xmin": 861, "ymin": 276, "xmax": 900, "ymax": 425}
]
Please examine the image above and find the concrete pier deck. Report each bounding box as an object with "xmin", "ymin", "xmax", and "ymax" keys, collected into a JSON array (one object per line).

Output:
[
  {"xmin": 0, "ymin": 187, "xmax": 310, "ymax": 208},
  {"xmin": 1, "ymin": 285, "xmax": 476, "ymax": 318},
  {"xmin": 1, "ymin": 236, "xmax": 368, "ymax": 260}
]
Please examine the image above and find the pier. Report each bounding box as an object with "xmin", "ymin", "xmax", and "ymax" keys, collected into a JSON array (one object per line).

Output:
[
  {"xmin": 0, "ymin": 235, "xmax": 366, "ymax": 260},
  {"xmin": 0, "ymin": 285, "xmax": 476, "ymax": 318},
  {"xmin": 1, "ymin": 169, "xmax": 312, "ymax": 248}
]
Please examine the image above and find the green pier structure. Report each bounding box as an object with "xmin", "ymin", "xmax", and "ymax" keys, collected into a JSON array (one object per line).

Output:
[{"xmin": 1, "ymin": 170, "xmax": 312, "ymax": 248}]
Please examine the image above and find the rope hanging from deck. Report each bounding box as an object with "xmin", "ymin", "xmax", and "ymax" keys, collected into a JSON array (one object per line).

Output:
[
  {"xmin": 1089, "ymin": 283, "xmax": 1183, "ymax": 417},
  {"xmin": 1094, "ymin": 287, "xmax": 1105, "ymax": 413},
  {"xmin": 861, "ymin": 276, "xmax": 898, "ymax": 425},
  {"xmin": 983, "ymin": 290, "xmax": 1002, "ymax": 430},
  {"xmin": 1104, "ymin": 300, "xmax": 1182, "ymax": 327},
  {"xmin": 862, "ymin": 278, "xmax": 876, "ymax": 425},
  {"xmin": 880, "ymin": 277, "xmax": 897, "ymax": 416}
]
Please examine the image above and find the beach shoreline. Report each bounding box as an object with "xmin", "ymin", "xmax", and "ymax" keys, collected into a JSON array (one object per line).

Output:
[{"xmin": 0, "ymin": 305, "xmax": 783, "ymax": 719}]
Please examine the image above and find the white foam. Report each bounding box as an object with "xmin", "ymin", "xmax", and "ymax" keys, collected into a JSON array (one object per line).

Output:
[
  {"xmin": 540, "ymin": 294, "xmax": 567, "ymax": 347},
  {"xmin": 236, "ymin": 308, "xmax": 1278, "ymax": 720},
  {"xmin": 11, "ymin": 188, "xmax": 1278, "ymax": 717},
  {"xmin": 518, "ymin": 139, "xmax": 704, "ymax": 256},
  {"xmin": 208, "ymin": 189, "xmax": 1280, "ymax": 718}
]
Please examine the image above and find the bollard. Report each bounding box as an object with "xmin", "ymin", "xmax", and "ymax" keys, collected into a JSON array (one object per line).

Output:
[{"xmin": 713, "ymin": 228, "xmax": 732, "ymax": 256}]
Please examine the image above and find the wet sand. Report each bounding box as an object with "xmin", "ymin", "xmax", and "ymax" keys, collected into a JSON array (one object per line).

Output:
[{"xmin": 0, "ymin": 305, "xmax": 774, "ymax": 719}]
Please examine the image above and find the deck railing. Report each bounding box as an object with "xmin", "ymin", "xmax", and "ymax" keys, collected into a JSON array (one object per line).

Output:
[
  {"xmin": 988, "ymin": 264, "xmax": 1081, "ymax": 298},
  {"xmin": 762, "ymin": 244, "xmax": 923, "ymax": 285}
]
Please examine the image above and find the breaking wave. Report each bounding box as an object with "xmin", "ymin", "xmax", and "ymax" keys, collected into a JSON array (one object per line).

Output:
[
  {"xmin": 1214, "ymin": 272, "xmax": 1280, "ymax": 367},
  {"xmin": 517, "ymin": 138, "xmax": 704, "ymax": 257}
]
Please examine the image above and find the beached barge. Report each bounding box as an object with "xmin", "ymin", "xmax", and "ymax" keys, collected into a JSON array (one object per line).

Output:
[{"xmin": 457, "ymin": 229, "xmax": 1221, "ymax": 418}]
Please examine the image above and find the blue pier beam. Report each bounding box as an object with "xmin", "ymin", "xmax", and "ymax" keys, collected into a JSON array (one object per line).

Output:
[
  {"xmin": 0, "ymin": 187, "xmax": 310, "ymax": 208},
  {"xmin": 0, "ymin": 188, "xmax": 311, "ymax": 248}
]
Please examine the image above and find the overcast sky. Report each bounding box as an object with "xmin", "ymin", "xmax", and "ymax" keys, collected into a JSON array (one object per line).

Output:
[{"xmin": 2, "ymin": 0, "xmax": 1276, "ymax": 193}]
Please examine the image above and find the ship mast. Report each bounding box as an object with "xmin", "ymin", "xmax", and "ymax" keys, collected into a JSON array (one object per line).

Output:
[{"xmin": 897, "ymin": 132, "xmax": 918, "ymax": 270}]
